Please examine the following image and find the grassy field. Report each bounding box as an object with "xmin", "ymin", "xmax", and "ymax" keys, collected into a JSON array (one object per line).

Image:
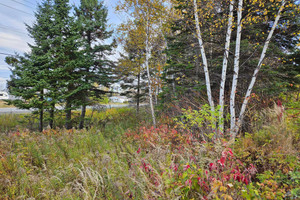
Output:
[{"xmin": 0, "ymin": 104, "xmax": 299, "ymax": 199}]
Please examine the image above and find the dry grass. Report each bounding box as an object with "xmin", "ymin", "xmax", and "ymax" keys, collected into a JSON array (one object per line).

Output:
[{"xmin": 0, "ymin": 100, "xmax": 15, "ymax": 108}]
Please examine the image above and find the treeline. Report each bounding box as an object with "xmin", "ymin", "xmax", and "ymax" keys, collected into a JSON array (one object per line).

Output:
[
  {"xmin": 5, "ymin": 0, "xmax": 300, "ymax": 135},
  {"xmin": 5, "ymin": 0, "xmax": 115, "ymax": 131},
  {"xmin": 116, "ymin": 0, "xmax": 300, "ymax": 136}
]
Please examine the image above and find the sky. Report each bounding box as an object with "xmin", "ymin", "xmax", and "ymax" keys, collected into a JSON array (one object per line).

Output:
[{"xmin": 0, "ymin": 0, "xmax": 122, "ymax": 90}]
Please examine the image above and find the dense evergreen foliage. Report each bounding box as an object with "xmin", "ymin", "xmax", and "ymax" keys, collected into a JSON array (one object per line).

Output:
[
  {"xmin": 5, "ymin": 0, "xmax": 114, "ymax": 130},
  {"xmin": 75, "ymin": 0, "xmax": 115, "ymax": 129}
]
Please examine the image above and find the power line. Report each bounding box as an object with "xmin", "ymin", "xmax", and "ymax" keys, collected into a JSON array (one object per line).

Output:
[
  {"xmin": 0, "ymin": 2, "xmax": 33, "ymax": 16},
  {"xmin": 0, "ymin": 23, "xmax": 26, "ymax": 32},
  {"xmin": 23, "ymin": 0, "xmax": 36, "ymax": 6},
  {"xmin": 0, "ymin": 52, "xmax": 15, "ymax": 56},
  {"xmin": 0, "ymin": 24, "xmax": 28, "ymax": 36},
  {"xmin": 0, "ymin": 35, "xmax": 31, "ymax": 46},
  {"xmin": 9, "ymin": 0, "xmax": 35, "ymax": 9}
]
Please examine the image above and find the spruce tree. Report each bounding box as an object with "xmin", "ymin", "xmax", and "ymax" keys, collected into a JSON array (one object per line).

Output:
[
  {"xmin": 75, "ymin": 0, "xmax": 115, "ymax": 129},
  {"xmin": 6, "ymin": 0, "xmax": 55, "ymax": 132},
  {"xmin": 49, "ymin": 0, "xmax": 86, "ymax": 129},
  {"xmin": 6, "ymin": 55, "xmax": 47, "ymax": 132}
]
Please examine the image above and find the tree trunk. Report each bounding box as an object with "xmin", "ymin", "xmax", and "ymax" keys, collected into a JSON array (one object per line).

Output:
[
  {"xmin": 219, "ymin": 0, "xmax": 234, "ymax": 133},
  {"xmin": 230, "ymin": 0, "xmax": 243, "ymax": 135},
  {"xmin": 78, "ymin": 31, "xmax": 91, "ymax": 130},
  {"xmin": 193, "ymin": 0, "xmax": 215, "ymax": 111},
  {"xmin": 145, "ymin": 15, "xmax": 156, "ymax": 128},
  {"xmin": 154, "ymin": 86, "xmax": 158, "ymax": 105},
  {"xmin": 79, "ymin": 104, "xmax": 86, "ymax": 129},
  {"xmin": 65, "ymin": 100, "xmax": 72, "ymax": 130},
  {"xmin": 233, "ymin": 0, "xmax": 286, "ymax": 138},
  {"xmin": 39, "ymin": 89, "xmax": 44, "ymax": 132},
  {"xmin": 49, "ymin": 102, "xmax": 55, "ymax": 129},
  {"xmin": 172, "ymin": 79, "xmax": 176, "ymax": 98},
  {"xmin": 137, "ymin": 71, "xmax": 140, "ymax": 116}
]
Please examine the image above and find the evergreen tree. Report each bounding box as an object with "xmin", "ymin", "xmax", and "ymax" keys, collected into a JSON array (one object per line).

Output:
[
  {"xmin": 6, "ymin": 0, "xmax": 115, "ymax": 130},
  {"xmin": 75, "ymin": 0, "xmax": 115, "ymax": 129},
  {"xmin": 6, "ymin": 55, "xmax": 46, "ymax": 132},
  {"xmin": 6, "ymin": 0, "xmax": 55, "ymax": 132},
  {"xmin": 48, "ymin": 0, "xmax": 86, "ymax": 129}
]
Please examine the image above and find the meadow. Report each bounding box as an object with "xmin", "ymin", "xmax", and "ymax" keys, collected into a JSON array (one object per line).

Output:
[{"xmin": 0, "ymin": 99, "xmax": 299, "ymax": 199}]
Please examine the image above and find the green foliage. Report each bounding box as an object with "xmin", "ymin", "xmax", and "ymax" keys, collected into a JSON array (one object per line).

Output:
[
  {"xmin": 0, "ymin": 114, "xmax": 26, "ymax": 133},
  {"xmin": 242, "ymin": 170, "xmax": 300, "ymax": 200},
  {"xmin": 74, "ymin": 0, "xmax": 115, "ymax": 128},
  {"xmin": 99, "ymin": 96, "xmax": 110, "ymax": 104},
  {"xmin": 174, "ymin": 104, "xmax": 229, "ymax": 139},
  {"xmin": 5, "ymin": 0, "xmax": 115, "ymax": 130}
]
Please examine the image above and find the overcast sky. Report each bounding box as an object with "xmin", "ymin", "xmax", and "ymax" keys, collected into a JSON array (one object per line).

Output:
[{"xmin": 0, "ymin": 0, "xmax": 122, "ymax": 90}]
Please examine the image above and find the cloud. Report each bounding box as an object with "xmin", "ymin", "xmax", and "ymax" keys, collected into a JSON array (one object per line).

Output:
[
  {"xmin": 0, "ymin": 77, "xmax": 8, "ymax": 81},
  {"xmin": 0, "ymin": 0, "xmax": 34, "ymax": 54},
  {"xmin": 0, "ymin": 64, "xmax": 10, "ymax": 71},
  {"xmin": 0, "ymin": 32, "xmax": 31, "ymax": 53}
]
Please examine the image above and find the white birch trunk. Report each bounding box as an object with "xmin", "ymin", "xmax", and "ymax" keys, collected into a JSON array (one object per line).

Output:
[
  {"xmin": 230, "ymin": 0, "xmax": 243, "ymax": 135},
  {"xmin": 145, "ymin": 17, "xmax": 156, "ymax": 128},
  {"xmin": 193, "ymin": 0, "xmax": 215, "ymax": 111},
  {"xmin": 219, "ymin": 0, "xmax": 235, "ymax": 132},
  {"xmin": 232, "ymin": 0, "xmax": 286, "ymax": 137}
]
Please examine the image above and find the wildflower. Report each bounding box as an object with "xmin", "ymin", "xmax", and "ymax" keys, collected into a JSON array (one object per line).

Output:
[
  {"xmin": 218, "ymin": 156, "xmax": 226, "ymax": 167},
  {"xmin": 173, "ymin": 164, "xmax": 178, "ymax": 172},
  {"xmin": 185, "ymin": 179, "xmax": 192, "ymax": 187},
  {"xmin": 183, "ymin": 164, "xmax": 190, "ymax": 171},
  {"xmin": 137, "ymin": 148, "xmax": 141, "ymax": 154},
  {"xmin": 209, "ymin": 163, "xmax": 216, "ymax": 171},
  {"xmin": 223, "ymin": 174, "xmax": 230, "ymax": 181}
]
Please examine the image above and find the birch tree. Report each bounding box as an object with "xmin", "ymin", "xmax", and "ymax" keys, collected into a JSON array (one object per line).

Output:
[
  {"xmin": 192, "ymin": 0, "xmax": 215, "ymax": 112},
  {"xmin": 233, "ymin": 0, "xmax": 287, "ymax": 137},
  {"xmin": 190, "ymin": 0, "xmax": 297, "ymax": 138},
  {"xmin": 230, "ymin": 0, "xmax": 243, "ymax": 134},
  {"xmin": 219, "ymin": 0, "xmax": 234, "ymax": 132},
  {"xmin": 116, "ymin": 0, "xmax": 167, "ymax": 127}
]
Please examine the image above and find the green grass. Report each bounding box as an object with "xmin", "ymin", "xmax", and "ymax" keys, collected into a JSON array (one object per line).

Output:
[
  {"xmin": 0, "ymin": 107, "xmax": 149, "ymax": 199},
  {"xmin": 0, "ymin": 113, "xmax": 30, "ymax": 133}
]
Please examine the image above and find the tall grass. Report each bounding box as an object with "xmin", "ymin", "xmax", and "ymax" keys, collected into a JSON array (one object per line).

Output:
[
  {"xmin": 0, "ymin": 107, "xmax": 150, "ymax": 199},
  {"xmin": 0, "ymin": 104, "xmax": 299, "ymax": 199},
  {"xmin": 0, "ymin": 113, "xmax": 32, "ymax": 133},
  {"xmin": 0, "ymin": 107, "xmax": 146, "ymax": 133}
]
